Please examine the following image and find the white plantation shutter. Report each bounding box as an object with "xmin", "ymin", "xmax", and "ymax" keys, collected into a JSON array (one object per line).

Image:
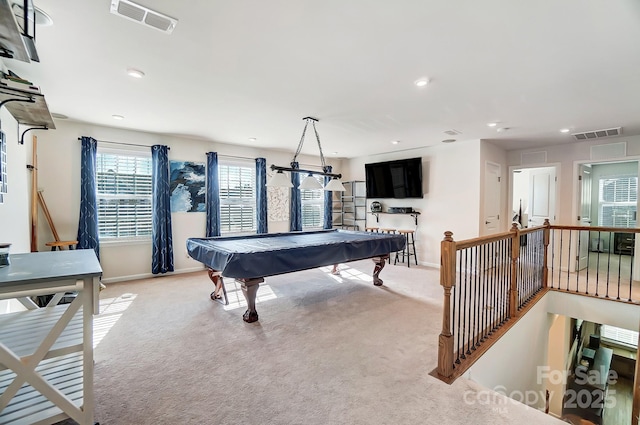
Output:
[
  {"xmin": 219, "ymin": 162, "xmax": 256, "ymax": 233},
  {"xmin": 599, "ymin": 176, "xmax": 637, "ymax": 227},
  {"xmin": 301, "ymin": 175, "xmax": 324, "ymax": 229},
  {"xmin": 602, "ymin": 325, "xmax": 638, "ymax": 347},
  {"xmin": 96, "ymin": 151, "xmax": 153, "ymax": 239}
]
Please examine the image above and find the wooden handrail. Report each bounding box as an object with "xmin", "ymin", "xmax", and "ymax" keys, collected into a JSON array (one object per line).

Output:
[
  {"xmin": 437, "ymin": 219, "xmax": 638, "ymax": 384},
  {"xmin": 550, "ymin": 224, "xmax": 640, "ymax": 233}
]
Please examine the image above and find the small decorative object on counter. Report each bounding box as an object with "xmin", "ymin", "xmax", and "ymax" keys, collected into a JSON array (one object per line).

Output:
[{"xmin": 0, "ymin": 243, "xmax": 10, "ymax": 267}]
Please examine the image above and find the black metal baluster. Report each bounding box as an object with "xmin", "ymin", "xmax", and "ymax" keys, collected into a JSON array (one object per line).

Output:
[
  {"xmin": 616, "ymin": 243, "xmax": 623, "ymax": 300},
  {"xmin": 551, "ymin": 229, "xmax": 556, "ymax": 288},
  {"xmin": 629, "ymin": 249, "xmax": 634, "ymax": 302},
  {"xmin": 595, "ymin": 231, "xmax": 601, "ymax": 297},
  {"xmin": 472, "ymin": 246, "xmax": 479, "ymax": 349},
  {"xmin": 481, "ymin": 243, "xmax": 487, "ymax": 341},
  {"xmin": 489, "ymin": 241, "xmax": 496, "ymax": 334},
  {"xmin": 586, "ymin": 232, "xmax": 590, "ymax": 295},
  {"xmin": 558, "ymin": 230, "xmax": 564, "ymax": 290},
  {"xmin": 576, "ymin": 230, "xmax": 581, "ymax": 292},
  {"xmin": 455, "ymin": 251, "xmax": 462, "ymax": 364},
  {"xmin": 464, "ymin": 248, "xmax": 470, "ymax": 357},
  {"xmin": 606, "ymin": 232, "xmax": 612, "ymax": 298},
  {"xmin": 566, "ymin": 230, "xmax": 572, "ymax": 291}
]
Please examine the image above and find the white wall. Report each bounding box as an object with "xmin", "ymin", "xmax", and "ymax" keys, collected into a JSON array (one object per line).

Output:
[
  {"xmin": 33, "ymin": 120, "xmax": 342, "ymax": 282},
  {"xmin": 465, "ymin": 294, "xmax": 553, "ymax": 410},
  {"xmin": 0, "ymin": 104, "xmax": 30, "ymax": 313},
  {"xmin": 0, "ymin": 106, "xmax": 30, "ymax": 253},
  {"xmin": 346, "ymin": 140, "xmax": 482, "ymax": 267}
]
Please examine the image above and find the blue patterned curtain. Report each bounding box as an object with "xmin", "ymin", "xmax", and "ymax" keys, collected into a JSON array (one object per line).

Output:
[
  {"xmin": 151, "ymin": 145, "xmax": 174, "ymax": 274},
  {"xmin": 323, "ymin": 165, "xmax": 333, "ymax": 230},
  {"xmin": 256, "ymin": 158, "xmax": 268, "ymax": 234},
  {"xmin": 289, "ymin": 162, "xmax": 302, "ymax": 231},
  {"xmin": 77, "ymin": 136, "xmax": 100, "ymax": 260},
  {"xmin": 206, "ymin": 152, "xmax": 221, "ymax": 237}
]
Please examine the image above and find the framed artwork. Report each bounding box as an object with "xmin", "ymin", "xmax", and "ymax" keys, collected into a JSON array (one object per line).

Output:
[{"xmin": 169, "ymin": 160, "xmax": 205, "ymax": 213}]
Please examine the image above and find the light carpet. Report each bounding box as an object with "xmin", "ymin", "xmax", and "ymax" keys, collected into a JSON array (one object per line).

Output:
[{"xmin": 62, "ymin": 260, "xmax": 564, "ymax": 425}]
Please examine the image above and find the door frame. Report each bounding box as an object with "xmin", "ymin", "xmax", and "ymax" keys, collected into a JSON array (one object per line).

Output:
[
  {"xmin": 572, "ymin": 156, "xmax": 640, "ymax": 276},
  {"xmin": 508, "ymin": 162, "xmax": 561, "ymax": 228}
]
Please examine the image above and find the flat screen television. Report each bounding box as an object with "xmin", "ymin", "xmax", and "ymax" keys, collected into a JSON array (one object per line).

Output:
[{"xmin": 365, "ymin": 157, "xmax": 423, "ymax": 199}]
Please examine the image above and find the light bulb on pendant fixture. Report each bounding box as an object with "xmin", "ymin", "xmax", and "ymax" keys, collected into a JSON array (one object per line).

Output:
[{"xmin": 267, "ymin": 117, "xmax": 345, "ymax": 192}]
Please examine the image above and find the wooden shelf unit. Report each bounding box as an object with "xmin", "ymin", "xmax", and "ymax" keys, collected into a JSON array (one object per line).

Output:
[
  {"xmin": 0, "ymin": 0, "xmax": 32, "ymax": 63},
  {"xmin": 0, "ymin": 85, "xmax": 55, "ymax": 129},
  {"xmin": 333, "ymin": 181, "xmax": 366, "ymax": 230}
]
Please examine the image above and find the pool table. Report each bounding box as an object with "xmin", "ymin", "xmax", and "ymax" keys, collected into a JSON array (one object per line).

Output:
[{"xmin": 186, "ymin": 229, "xmax": 406, "ymax": 322}]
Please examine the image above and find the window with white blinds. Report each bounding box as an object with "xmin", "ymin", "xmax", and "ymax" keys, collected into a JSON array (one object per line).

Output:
[
  {"xmin": 301, "ymin": 176, "xmax": 324, "ymax": 229},
  {"xmin": 219, "ymin": 162, "xmax": 256, "ymax": 234},
  {"xmin": 96, "ymin": 150, "xmax": 153, "ymax": 239},
  {"xmin": 601, "ymin": 325, "xmax": 638, "ymax": 347},
  {"xmin": 598, "ymin": 176, "xmax": 638, "ymax": 227}
]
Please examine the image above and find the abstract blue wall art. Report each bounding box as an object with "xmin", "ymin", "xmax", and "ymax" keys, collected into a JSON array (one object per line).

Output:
[{"xmin": 169, "ymin": 161, "xmax": 206, "ymax": 212}]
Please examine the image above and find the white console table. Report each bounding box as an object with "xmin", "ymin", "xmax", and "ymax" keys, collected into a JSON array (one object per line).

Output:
[{"xmin": 0, "ymin": 250, "xmax": 102, "ymax": 425}]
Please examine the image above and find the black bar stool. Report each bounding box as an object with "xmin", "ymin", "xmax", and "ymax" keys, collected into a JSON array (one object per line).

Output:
[{"xmin": 394, "ymin": 230, "xmax": 417, "ymax": 267}]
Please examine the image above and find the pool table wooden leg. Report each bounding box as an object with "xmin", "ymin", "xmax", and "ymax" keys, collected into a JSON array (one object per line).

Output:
[
  {"xmin": 372, "ymin": 254, "xmax": 389, "ymax": 286},
  {"xmin": 240, "ymin": 277, "xmax": 264, "ymax": 323}
]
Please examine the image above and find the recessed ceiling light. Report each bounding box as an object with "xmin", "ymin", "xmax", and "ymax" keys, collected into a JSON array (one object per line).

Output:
[
  {"xmin": 126, "ymin": 68, "xmax": 145, "ymax": 78},
  {"xmin": 496, "ymin": 127, "xmax": 510, "ymax": 132},
  {"xmin": 487, "ymin": 122, "xmax": 498, "ymax": 127},
  {"xmin": 332, "ymin": 151, "xmax": 338, "ymax": 155},
  {"xmin": 248, "ymin": 137, "xmax": 257, "ymax": 142},
  {"xmin": 391, "ymin": 140, "xmax": 400, "ymax": 145},
  {"xmin": 442, "ymin": 139, "xmax": 456, "ymax": 143},
  {"xmin": 414, "ymin": 79, "xmax": 429, "ymax": 87},
  {"xmin": 51, "ymin": 113, "xmax": 68, "ymax": 120},
  {"xmin": 112, "ymin": 114, "xmax": 124, "ymax": 120},
  {"xmin": 560, "ymin": 128, "xmax": 570, "ymax": 133}
]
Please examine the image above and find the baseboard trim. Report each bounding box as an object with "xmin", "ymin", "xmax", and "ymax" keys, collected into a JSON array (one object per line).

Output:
[{"xmin": 101, "ymin": 266, "xmax": 206, "ymax": 284}]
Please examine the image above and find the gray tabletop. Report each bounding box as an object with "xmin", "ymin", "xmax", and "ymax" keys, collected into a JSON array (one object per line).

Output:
[{"xmin": 0, "ymin": 249, "xmax": 102, "ymax": 289}]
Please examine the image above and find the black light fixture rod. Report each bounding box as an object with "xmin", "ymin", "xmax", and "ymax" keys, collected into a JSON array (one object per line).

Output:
[{"xmin": 270, "ymin": 164, "xmax": 341, "ymax": 179}]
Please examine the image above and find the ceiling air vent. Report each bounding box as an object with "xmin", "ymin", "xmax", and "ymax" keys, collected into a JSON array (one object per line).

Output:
[
  {"xmin": 571, "ymin": 127, "xmax": 622, "ymax": 141},
  {"xmin": 110, "ymin": 0, "xmax": 178, "ymax": 34},
  {"xmin": 443, "ymin": 129, "xmax": 461, "ymax": 136}
]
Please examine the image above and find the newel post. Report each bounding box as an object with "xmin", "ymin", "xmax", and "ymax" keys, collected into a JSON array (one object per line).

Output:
[
  {"xmin": 542, "ymin": 219, "xmax": 550, "ymax": 289},
  {"xmin": 509, "ymin": 223, "xmax": 520, "ymax": 318},
  {"xmin": 438, "ymin": 231, "xmax": 456, "ymax": 379}
]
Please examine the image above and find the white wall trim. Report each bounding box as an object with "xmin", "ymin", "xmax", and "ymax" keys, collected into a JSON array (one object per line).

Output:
[{"xmin": 101, "ymin": 265, "xmax": 206, "ymax": 284}]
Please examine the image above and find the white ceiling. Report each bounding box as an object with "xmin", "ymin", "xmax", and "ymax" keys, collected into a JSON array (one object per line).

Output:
[{"xmin": 6, "ymin": 0, "xmax": 640, "ymax": 158}]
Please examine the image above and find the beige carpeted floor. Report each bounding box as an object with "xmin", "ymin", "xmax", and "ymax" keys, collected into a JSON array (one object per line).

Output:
[{"xmin": 65, "ymin": 260, "xmax": 565, "ymax": 425}]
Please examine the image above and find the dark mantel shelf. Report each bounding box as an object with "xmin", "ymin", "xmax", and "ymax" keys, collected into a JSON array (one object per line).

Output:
[{"xmin": 370, "ymin": 211, "xmax": 420, "ymax": 225}]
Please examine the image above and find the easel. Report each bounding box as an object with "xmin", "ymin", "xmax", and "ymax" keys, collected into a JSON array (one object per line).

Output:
[{"xmin": 29, "ymin": 135, "xmax": 78, "ymax": 251}]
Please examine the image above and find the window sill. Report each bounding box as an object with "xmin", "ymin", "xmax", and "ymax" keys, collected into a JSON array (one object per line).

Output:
[
  {"xmin": 99, "ymin": 238, "xmax": 152, "ymax": 247},
  {"xmin": 220, "ymin": 231, "xmax": 257, "ymax": 237}
]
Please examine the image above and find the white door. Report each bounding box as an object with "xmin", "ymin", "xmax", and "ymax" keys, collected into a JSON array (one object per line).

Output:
[
  {"xmin": 577, "ymin": 164, "xmax": 592, "ymax": 270},
  {"xmin": 528, "ymin": 167, "xmax": 557, "ymax": 226},
  {"xmin": 483, "ymin": 162, "xmax": 501, "ymax": 235}
]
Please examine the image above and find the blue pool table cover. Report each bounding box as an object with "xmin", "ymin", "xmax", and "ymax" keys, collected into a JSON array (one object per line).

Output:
[{"xmin": 187, "ymin": 229, "xmax": 406, "ymax": 279}]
